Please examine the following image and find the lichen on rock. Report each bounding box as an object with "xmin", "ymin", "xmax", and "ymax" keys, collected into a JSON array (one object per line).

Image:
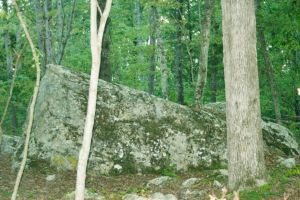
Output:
[{"xmin": 11, "ymin": 65, "xmax": 299, "ymax": 173}]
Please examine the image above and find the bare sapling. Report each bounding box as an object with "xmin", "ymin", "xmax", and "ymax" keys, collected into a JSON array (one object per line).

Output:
[{"xmin": 11, "ymin": 1, "xmax": 41, "ymax": 200}]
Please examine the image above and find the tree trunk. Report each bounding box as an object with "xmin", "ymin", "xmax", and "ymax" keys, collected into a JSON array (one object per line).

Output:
[
  {"xmin": 194, "ymin": 0, "xmax": 214, "ymax": 108},
  {"xmin": 98, "ymin": 0, "xmax": 112, "ymax": 82},
  {"xmin": 157, "ymin": 12, "xmax": 169, "ymax": 100},
  {"xmin": 44, "ymin": 0, "xmax": 53, "ymax": 65},
  {"xmin": 33, "ymin": 0, "xmax": 45, "ymax": 71},
  {"xmin": 148, "ymin": 6, "xmax": 157, "ymax": 95},
  {"xmin": 56, "ymin": 0, "xmax": 77, "ymax": 65},
  {"xmin": 11, "ymin": 103, "xmax": 18, "ymax": 135},
  {"xmin": 294, "ymin": 51, "xmax": 300, "ymax": 123},
  {"xmin": 221, "ymin": 0, "xmax": 266, "ymax": 191},
  {"xmin": 11, "ymin": 0, "xmax": 41, "ymax": 199},
  {"xmin": 3, "ymin": 0, "xmax": 13, "ymax": 79},
  {"xmin": 210, "ymin": 64, "xmax": 217, "ymax": 103},
  {"xmin": 75, "ymin": 0, "xmax": 112, "ymax": 199},
  {"xmin": 257, "ymin": 29, "xmax": 282, "ymax": 124},
  {"xmin": 174, "ymin": 0, "xmax": 184, "ymax": 104},
  {"xmin": 99, "ymin": 20, "xmax": 112, "ymax": 82}
]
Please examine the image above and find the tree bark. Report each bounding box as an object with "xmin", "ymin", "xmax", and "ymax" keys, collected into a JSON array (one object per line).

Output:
[
  {"xmin": 57, "ymin": 0, "xmax": 77, "ymax": 65},
  {"xmin": 174, "ymin": 0, "xmax": 184, "ymax": 104},
  {"xmin": 99, "ymin": 20, "xmax": 112, "ymax": 82},
  {"xmin": 257, "ymin": 29, "xmax": 282, "ymax": 124},
  {"xmin": 210, "ymin": 64, "xmax": 217, "ymax": 103},
  {"xmin": 3, "ymin": 0, "xmax": 13, "ymax": 79},
  {"xmin": 44, "ymin": 0, "xmax": 53, "ymax": 65},
  {"xmin": 221, "ymin": 0, "xmax": 266, "ymax": 191},
  {"xmin": 75, "ymin": 0, "xmax": 112, "ymax": 199},
  {"xmin": 98, "ymin": 0, "xmax": 112, "ymax": 82},
  {"xmin": 11, "ymin": 1, "xmax": 41, "ymax": 199},
  {"xmin": 157, "ymin": 12, "xmax": 169, "ymax": 100},
  {"xmin": 33, "ymin": 0, "xmax": 45, "ymax": 71},
  {"xmin": 148, "ymin": 6, "xmax": 157, "ymax": 95},
  {"xmin": 194, "ymin": 0, "xmax": 214, "ymax": 108}
]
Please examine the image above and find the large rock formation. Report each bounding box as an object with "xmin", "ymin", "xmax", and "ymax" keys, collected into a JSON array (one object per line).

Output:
[{"xmin": 14, "ymin": 65, "xmax": 299, "ymax": 173}]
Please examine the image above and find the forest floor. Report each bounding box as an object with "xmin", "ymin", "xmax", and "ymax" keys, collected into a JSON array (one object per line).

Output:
[{"xmin": 0, "ymin": 152, "xmax": 300, "ymax": 200}]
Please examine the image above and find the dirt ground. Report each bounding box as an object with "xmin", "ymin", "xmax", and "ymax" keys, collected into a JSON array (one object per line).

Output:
[{"xmin": 0, "ymin": 154, "xmax": 300, "ymax": 200}]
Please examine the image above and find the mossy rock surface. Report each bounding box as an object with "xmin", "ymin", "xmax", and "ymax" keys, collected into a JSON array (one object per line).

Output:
[{"xmin": 12, "ymin": 65, "xmax": 298, "ymax": 174}]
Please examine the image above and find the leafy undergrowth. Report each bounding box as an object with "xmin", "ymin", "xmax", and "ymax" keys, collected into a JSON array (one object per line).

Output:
[{"xmin": 0, "ymin": 154, "xmax": 299, "ymax": 200}]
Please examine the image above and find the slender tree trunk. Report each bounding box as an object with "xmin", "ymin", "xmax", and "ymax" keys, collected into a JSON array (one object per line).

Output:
[
  {"xmin": 98, "ymin": 0, "xmax": 112, "ymax": 82},
  {"xmin": 75, "ymin": 1, "xmax": 112, "ymax": 199},
  {"xmin": 56, "ymin": 0, "xmax": 64, "ymax": 63},
  {"xmin": 194, "ymin": 0, "xmax": 214, "ymax": 108},
  {"xmin": 99, "ymin": 20, "xmax": 112, "ymax": 82},
  {"xmin": 293, "ymin": 51, "xmax": 300, "ymax": 123},
  {"xmin": 3, "ymin": 0, "xmax": 13, "ymax": 79},
  {"xmin": 11, "ymin": 0, "xmax": 41, "ymax": 199},
  {"xmin": 133, "ymin": 0, "xmax": 142, "ymax": 45},
  {"xmin": 174, "ymin": 0, "xmax": 184, "ymax": 104},
  {"xmin": 57, "ymin": 0, "xmax": 77, "ymax": 65},
  {"xmin": 157, "ymin": 13, "xmax": 169, "ymax": 99},
  {"xmin": 210, "ymin": 64, "xmax": 217, "ymax": 103},
  {"xmin": 44, "ymin": 0, "xmax": 53, "ymax": 64},
  {"xmin": 257, "ymin": 29, "xmax": 282, "ymax": 123},
  {"xmin": 11, "ymin": 103, "xmax": 18, "ymax": 135},
  {"xmin": 221, "ymin": 0, "xmax": 266, "ymax": 191},
  {"xmin": 33, "ymin": 0, "xmax": 45, "ymax": 71},
  {"xmin": 148, "ymin": 6, "xmax": 157, "ymax": 95}
]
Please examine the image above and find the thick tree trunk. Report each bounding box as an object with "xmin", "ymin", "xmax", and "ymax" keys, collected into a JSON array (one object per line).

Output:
[
  {"xmin": 194, "ymin": 0, "xmax": 214, "ymax": 108},
  {"xmin": 221, "ymin": 0, "xmax": 266, "ymax": 190},
  {"xmin": 174, "ymin": 0, "xmax": 184, "ymax": 104},
  {"xmin": 258, "ymin": 29, "xmax": 282, "ymax": 124},
  {"xmin": 148, "ymin": 6, "xmax": 157, "ymax": 95},
  {"xmin": 75, "ymin": 0, "xmax": 112, "ymax": 199}
]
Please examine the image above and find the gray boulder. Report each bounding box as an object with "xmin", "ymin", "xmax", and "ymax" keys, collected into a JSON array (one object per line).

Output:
[
  {"xmin": 13, "ymin": 65, "xmax": 299, "ymax": 173},
  {"xmin": 1, "ymin": 134, "xmax": 21, "ymax": 155},
  {"xmin": 204, "ymin": 102, "xmax": 300, "ymax": 155}
]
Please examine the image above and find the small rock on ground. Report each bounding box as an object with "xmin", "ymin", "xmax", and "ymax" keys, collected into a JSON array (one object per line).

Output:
[
  {"xmin": 122, "ymin": 192, "xmax": 177, "ymax": 200},
  {"xmin": 65, "ymin": 189, "xmax": 105, "ymax": 200},
  {"xmin": 181, "ymin": 178, "xmax": 201, "ymax": 189},
  {"xmin": 46, "ymin": 174, "xmax": 56, "ymax": 181},
  {"xmin": 280, "ymin": 158, "xmax": 296, "ymax": 169},
  {"xmin": 147, "ymin": 176, "xmax": 174, "ymax": 187}
]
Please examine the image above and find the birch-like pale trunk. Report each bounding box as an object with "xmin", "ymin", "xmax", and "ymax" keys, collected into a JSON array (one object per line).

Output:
[
  {"xmin": 11, "ymin": 1, "xmax": 41, "ymax": 199},
  {"xmin": 221, "ymin": 0, "xmax": 266, "ymax": 190},
  {"xmin": 75, "ymin": 0, "xmax": 112, "ymax": 199},
  {"xmin": 194, "ymin": 0, "xmax": 214, "ymax": 108}
]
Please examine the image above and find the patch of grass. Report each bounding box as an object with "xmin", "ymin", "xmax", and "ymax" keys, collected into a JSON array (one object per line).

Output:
[
  {"xmin": 160, "ymin": 164, "xmax": 177, "ymax": 177},
  {"xmin": 240, "ymin": 166, "xmax": 298, "ymax": 199}
]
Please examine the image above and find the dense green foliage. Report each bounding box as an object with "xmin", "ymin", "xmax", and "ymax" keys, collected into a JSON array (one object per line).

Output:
[{"xmin": 0, "ymin": 0, "xmax": 299, "ymax": 140}]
